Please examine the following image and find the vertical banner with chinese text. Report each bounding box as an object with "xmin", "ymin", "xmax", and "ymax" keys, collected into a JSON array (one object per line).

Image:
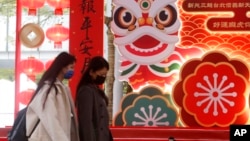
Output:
[{"xmin": 69, "ymin": 0, "xmax": 104, "ymax": 98}]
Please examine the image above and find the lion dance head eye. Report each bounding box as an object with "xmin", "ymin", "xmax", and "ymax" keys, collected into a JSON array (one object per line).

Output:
[
  {"xmin": 138, "ymin": 0, "xmax": 152, "ymax": 13},
  {"xmin": 114, "ymin": 7, "xmax": 137, "ymax": 30},
  {"xmin": 155, "ymin": 5, "xmax": 177, "ymax": 30}
]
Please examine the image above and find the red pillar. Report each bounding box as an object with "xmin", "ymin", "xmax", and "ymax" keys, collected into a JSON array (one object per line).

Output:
[{"xmin": 14, "ymin": 0, "xmax": 22, "ymax": 117}]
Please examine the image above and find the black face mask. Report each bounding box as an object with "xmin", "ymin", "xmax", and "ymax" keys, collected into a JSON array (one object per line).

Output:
[{"xmin": 94, "ymin": 75, "xmax": 106, "ymax": 85}]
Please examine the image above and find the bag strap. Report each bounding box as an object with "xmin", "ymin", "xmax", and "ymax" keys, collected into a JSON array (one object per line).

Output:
[{"xmin": 27, "ymin": 118, "xmax": 40, "ymax": 138}]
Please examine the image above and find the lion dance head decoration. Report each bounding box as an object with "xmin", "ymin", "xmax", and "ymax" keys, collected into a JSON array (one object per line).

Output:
[{"xmin": 111, "ymin": 0, "xmax": 203, "ymax": 91}]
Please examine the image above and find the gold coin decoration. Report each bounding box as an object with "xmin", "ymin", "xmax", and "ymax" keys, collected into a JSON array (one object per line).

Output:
[{"xmin": 19, "ymin": 23, "xmax": 45, "ymax": 48}]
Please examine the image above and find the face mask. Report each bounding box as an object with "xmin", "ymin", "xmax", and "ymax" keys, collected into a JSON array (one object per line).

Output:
[
  {"xmin": 94, "ymin": 75, "xmax": 106, "ymax": 85},
  {"xmin": 64, "ymin": 70, "xmax": 74, "ymax": 79}
]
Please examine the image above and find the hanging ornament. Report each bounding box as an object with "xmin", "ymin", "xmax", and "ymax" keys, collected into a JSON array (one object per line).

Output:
[
  {"xmin": 19, "ymin": 23, "xmax": 45, "ymax": 48},
  {"xmin": 19, "ymin": 89, "xmax": 35, "ymax": 105},
  {"xmin": 46, "ymin": 0, "xmax": 70, "ymax": 15},
  {"xmin": 21, "ymin": 0, "xmax": 45, "ymax": 16},
  {"xmin": 20, "ymin": 56, "xmax": 44, "ymax": 81},
  {"xmin": 46, "ymin": 24, "xmax": 69, "ymax": 48}
]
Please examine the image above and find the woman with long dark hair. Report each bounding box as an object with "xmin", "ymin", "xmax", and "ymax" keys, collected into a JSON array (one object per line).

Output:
[
  {"xmin": 26, "ymin": 52, "xmax": 80, "ymax": 141},
  {"xmin": 76, "ymin": 56, "xmax": 113, "ymax": 141}
]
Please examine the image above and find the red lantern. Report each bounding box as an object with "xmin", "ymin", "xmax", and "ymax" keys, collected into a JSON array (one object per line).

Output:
[
  {"xmin": 20, "ymin": 56, "xmax": 44, "ymax": 81},
  {"xmin": 21, "ymin": 0, "xmax": 45, "ymax": 16},
  {"xmin": 46, "ymin": 0, "xmax": 70, "ymax": 15},
  {"xmin": 46, "ymin": 24, "xmax": 69, "ymax": 48},
  {"xmin": 19, "ymin": 89, "xmax": 35, "ymax": 105}
]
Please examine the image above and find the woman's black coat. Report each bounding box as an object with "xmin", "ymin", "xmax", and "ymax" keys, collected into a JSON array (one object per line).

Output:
[{"xmin": 76, "ymin": 84, "xmax": 112, "ymax": 141}]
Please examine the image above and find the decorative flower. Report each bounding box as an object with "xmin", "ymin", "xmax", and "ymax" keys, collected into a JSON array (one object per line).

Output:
[
  {"xmin": 123, "ymin": 96, "xmax": 177, "ymax": 126},
  {"xmin": 113, "ymin": 86, "xmax": 178, "ymax": 126},
  {"xmin": 173, "ymin": 51, "xmax": 250, "ymax": 127}
]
